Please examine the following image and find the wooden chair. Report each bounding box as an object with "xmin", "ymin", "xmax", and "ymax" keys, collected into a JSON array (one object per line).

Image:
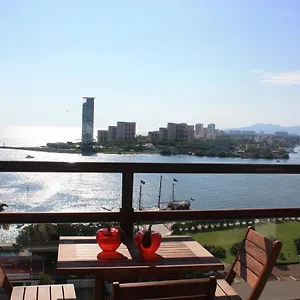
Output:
[
  {"xmin": 113, "ymin": 276, "xmax": 217, "ymax": 300},
  {"xmin": 0, "ymin": 265, "xmax": 13, "ymax": 298},
  {"xmin": 0, "ymin": 265, "xmax": 77, "ymax": 300},
  {"xmin": 215, "ymin": 226, "xmax": 282, "ymax": 300}
]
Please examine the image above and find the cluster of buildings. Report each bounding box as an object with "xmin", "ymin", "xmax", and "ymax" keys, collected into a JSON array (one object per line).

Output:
[
  {"xmin": 81, "ymin": 97, "xmax": 137, "ymax": 147},
  {"xmin": 81, "ymin": 98, "xmax": 219, "ymax": 146},
  {"xmin": 148, "ymin": 123, "xmax": 219, "ymax": 143},
  {"xmin": 81, "ymin": 98, "xmax": 292, "ymax": 149},
  {"xmin": 225, "ymin": 130, "xmax": 290, "ymax": 145},
  {"xmin": 97, "ymin": 122, "xmax": 136, "ymax": 144}
]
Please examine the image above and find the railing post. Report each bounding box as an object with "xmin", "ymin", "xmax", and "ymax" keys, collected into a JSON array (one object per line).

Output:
[{"xmin": 120, "ymin": 172, "xmax": 134, "ymax": 239}]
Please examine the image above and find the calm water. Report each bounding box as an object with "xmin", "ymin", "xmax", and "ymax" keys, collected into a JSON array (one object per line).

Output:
[
  {"xmin": 1, "ymin": 147, "xmax": 300, "ymax": 213},
  {"xmin": 1, "ymin": 126, "xmax": 300, "ymax": 242},
  {"xmin": 1, "ymin": 126, "xmax": 300, "ymax": 213}
]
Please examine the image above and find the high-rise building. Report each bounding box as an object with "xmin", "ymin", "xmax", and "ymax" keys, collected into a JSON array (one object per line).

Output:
[
  {"xmin": 195, "ymin": 123, "xmax": 204, "ymax": 138},
  {"xmin": 186, "ymin": 125, "xmax": 195, "ymax": 142},
  {"xmin": 207, "ymin": 123, "xmax": 216, "ymax": 134},
  {"xmin": 207, "ymin": 123, "xmax": 216, "ymax": 140},
  {"xmin": 81, "ymin": 97, "xmax": 95, "ymax": 150}
]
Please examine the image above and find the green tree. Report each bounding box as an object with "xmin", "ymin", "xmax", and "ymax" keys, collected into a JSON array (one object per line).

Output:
[
  {"xmin": 204, "ymin": 245, "xmax": 226, "ymax": 259},
  {"xmin": 294, "ymin": 238, "xmax": 300, "ymax": 255},
  {"xmin": 230, "ymin": 242, "xmax": 242, "ymax": 256},
  {"xmin": 0, "ymin": 203, "xmax": 9, "ymax": 230},
  {"xmin": 39, "ymin": 272, "xmax": 52, "ymax": 285},
  {"xmin": 171, "ymin": 223, "xmax": 182, "ymax": 235}
]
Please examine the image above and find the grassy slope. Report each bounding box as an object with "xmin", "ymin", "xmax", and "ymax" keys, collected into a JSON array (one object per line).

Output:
[{"xmin": 188, "ymin": 220, "xmax": 300, "ymax": 264}]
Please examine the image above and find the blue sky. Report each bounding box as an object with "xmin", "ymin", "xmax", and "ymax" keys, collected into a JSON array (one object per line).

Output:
[{"xmin": 1, "ymin": 0, "xmax": 300, "ymax": 133}]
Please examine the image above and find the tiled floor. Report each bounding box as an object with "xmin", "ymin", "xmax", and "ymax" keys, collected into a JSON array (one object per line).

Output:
[{"xmin": 233, "ymin": 277, "xmax": 300, "ymax": 300}]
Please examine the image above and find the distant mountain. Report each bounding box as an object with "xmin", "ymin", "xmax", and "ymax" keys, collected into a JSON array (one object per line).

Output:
[{"xmin": 225, "ymin": 123, "xmax": 300, "ymax": 135}]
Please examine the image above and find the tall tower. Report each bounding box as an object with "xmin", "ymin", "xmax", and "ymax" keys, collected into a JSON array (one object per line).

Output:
[{"xmin": 81, "ymin": 97, "xmax": 95, "ymax": 153}]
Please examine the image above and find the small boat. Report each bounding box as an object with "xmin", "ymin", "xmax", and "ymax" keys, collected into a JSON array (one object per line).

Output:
[{"xmin": 26, "ymin": 155, "xmax": 34, "ymax": 159}]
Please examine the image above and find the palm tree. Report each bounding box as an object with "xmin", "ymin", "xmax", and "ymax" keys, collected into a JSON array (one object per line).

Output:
[{"xmin": 0, "ymin": 203, "xmax": 9, "ymax": 230}]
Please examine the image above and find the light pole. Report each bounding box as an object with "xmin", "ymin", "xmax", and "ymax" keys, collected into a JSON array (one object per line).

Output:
[
  {"xmin": 172, "ymin": 178, "xmax": 178, "ymax": 201},
  {"xmin": 138, "ymin": 180, "xmax": 145, "ymax": 210}
]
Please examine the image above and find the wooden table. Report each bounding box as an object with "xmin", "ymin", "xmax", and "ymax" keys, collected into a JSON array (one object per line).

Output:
[
  {"xmin": 57, "ymin": 236, "xmax": 224, "ymax": 300},
  {"xmin": 10, "ymin": 284, "xmax": 76, "ymax": 300}
]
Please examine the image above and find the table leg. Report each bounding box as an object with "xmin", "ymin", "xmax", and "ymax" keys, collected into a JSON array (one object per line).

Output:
[{"xmin": 94, "ymin": 276, "xmax": 105, "ymax": 300}]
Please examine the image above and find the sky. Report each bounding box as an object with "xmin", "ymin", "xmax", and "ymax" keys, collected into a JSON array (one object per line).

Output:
[{"xmin": 1, "ymin": 0, "xmax": 300, "ymax": 133}]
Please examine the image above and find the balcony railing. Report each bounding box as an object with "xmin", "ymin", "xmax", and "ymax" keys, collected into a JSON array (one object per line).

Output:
[{"xmin": 1, "ymin": 161, "xmax": 300, "ymax": 238}]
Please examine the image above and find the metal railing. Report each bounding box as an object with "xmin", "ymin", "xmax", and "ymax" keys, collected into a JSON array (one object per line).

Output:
[{"xmin": 1, "ymin": 161, "xmax": 300, "ymax": 238}]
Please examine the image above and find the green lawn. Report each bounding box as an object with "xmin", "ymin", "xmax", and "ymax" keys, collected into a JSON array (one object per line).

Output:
[{"xmin": 188, "ymin": 220, "xmax": 300, "ymax": 264}]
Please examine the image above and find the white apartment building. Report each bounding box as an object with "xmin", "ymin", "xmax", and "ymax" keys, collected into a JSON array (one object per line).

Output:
[
  {"xmin": 116, "ymin": 122, "xmax": 136, "ymax": 141},
  {"xmin": 148, "ymin": 131, "xmax": 159, "ymax": 143},
  {"xmin": 108, "ymin": 126, "xmax": 117, "ymax": 142},
  {"xmin": 195, "ymin": 123, "xmax": 204, "ymax": 138},
  {"xmin": 186, "ymin": 125, "xmax": 195, "ymax": 142},
  {"xmin": 167, "ymin": 123, "xmax": 194, "ymax": 143},
  {"xmin": 97, "ymin": 130, "xmax": 108, "ymax": 144},
  {"xmin": 207, "ymin": 123, "xmax": 216, "ymax": 140},
  {"xmin": 159, "ymin": 127, "xmax": 168, "ymax": 142}
]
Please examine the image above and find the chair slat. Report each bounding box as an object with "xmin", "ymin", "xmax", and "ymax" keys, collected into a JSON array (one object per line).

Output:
[
  {"xmin": 233, "ymin": 260, "xmax": 258, "ymax": 288},
  {"xmin": 10, "ymin": 287, "xmax": 25, "ymax": 300},
  {"xmin": 113, "ymin": 277, "xmax": 216, "ymax": 300},
  {"xmin": 246, "ymin": 229, "xmax": 274, "ymax": 252},
  {"xmin": 62, "ymin": 284, "xmax": 77, "ymax": 300},
  {"xmin": 237, "ymin": 250, "xmax": 264, "ymax": 276},
  {"xmin": 0, "ymin": 266, "xmax": 13, "ymax": 296},
  {"xmin": 37, "ymin": 286, "xmax": 50, "ymax": 300},
  {"xmin": 24, "ymin": 286, "xmax": 38, "ymax": 300},
  {"xmin": 216, "ymin": 280, "xmax": 242, "ymax": 300},
  {"xmin": 243, "ymin": 240, "xmax": 268, "ymax": 265},
  {"xmin": 50, "ymin": 285, "xmax": 63, "ymax": 300},
  {"xmin": 215, "ymin": 284, "xmax": 230, "ymax": 300}
]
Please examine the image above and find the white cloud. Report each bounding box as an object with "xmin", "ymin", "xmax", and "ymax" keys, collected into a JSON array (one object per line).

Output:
[
  {"xmin": 249, "ymin": 70, "xmax": 300, "ymax": 85},
  {"xmin": 248, "ymin": 69, "xmax": 263, "ymax": 74}
]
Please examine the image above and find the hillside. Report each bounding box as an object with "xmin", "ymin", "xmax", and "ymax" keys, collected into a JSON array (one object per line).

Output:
[{"xmin": 226, "ymin": 123, "xmax": 300, "ymax": 135}]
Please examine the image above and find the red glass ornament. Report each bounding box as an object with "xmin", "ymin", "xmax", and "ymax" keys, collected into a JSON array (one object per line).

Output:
[
  {"xmin": 96, "ymin": 227, "xmax": 122, "ymax": 252},
  {"xmin": 134, "ymin": 227, "xmax": 162, "ymax": 254}
]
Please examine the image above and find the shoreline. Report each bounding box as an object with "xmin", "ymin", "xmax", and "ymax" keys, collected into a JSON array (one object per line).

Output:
[
  {"xmin": 0, "ymin": 145, "xmax": 292, "ymax": 160},
  {"xmin": 0, "ymin": 146, "xmax": 158, "ymax": 155}
]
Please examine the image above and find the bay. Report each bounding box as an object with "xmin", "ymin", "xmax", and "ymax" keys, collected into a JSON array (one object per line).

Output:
[
  {"xmin": 1, "ymin": 124, "xmax": 300, "ymax": 243},
  {"xmin": 1, "ymin": 147, "xmax": 300, "ymax": 214}
]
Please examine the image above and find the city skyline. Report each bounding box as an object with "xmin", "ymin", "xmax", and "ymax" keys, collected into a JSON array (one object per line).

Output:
[{"xmin": 1, "ymin": 1, "xmax": 300, "ymax": 132}]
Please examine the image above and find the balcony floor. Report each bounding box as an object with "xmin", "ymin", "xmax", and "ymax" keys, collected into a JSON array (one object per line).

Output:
[{"xmin": 233, "ymin": 277, "xmax": 300, "ymax": 300}]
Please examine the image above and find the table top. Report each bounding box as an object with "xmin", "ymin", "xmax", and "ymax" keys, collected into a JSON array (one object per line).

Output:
[{"xmin": 57, "ymin": 236, "xmax": 223, "ymax": 280}]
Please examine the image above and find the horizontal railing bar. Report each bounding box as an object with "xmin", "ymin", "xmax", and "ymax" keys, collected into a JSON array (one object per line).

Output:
[
  {"xmin": 1, "ymin": 161, "xmax": 300, "ymax": 174},
  {"xmin": 1, "ymin": 208, "xmax": 300, "ymax": 224},
  {"xmin": 134, "ymin": 208, "xmax": 300, "ymax": 221},
  {"xmin": 0, "ymin": 212, "xmax": 121, "ymax": 224}
]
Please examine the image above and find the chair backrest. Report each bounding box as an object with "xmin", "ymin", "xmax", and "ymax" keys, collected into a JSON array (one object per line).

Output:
[
  {"xmin": 113, "ymin": 276, "xmax": 216, "ymax": 300},
  {"xmin": 0, "ymin": 265, "xmax": 13, "ymax": 297},
  {"xmin": 226, "ymin": 226, "xmax": 282, "ymax": 300}
]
